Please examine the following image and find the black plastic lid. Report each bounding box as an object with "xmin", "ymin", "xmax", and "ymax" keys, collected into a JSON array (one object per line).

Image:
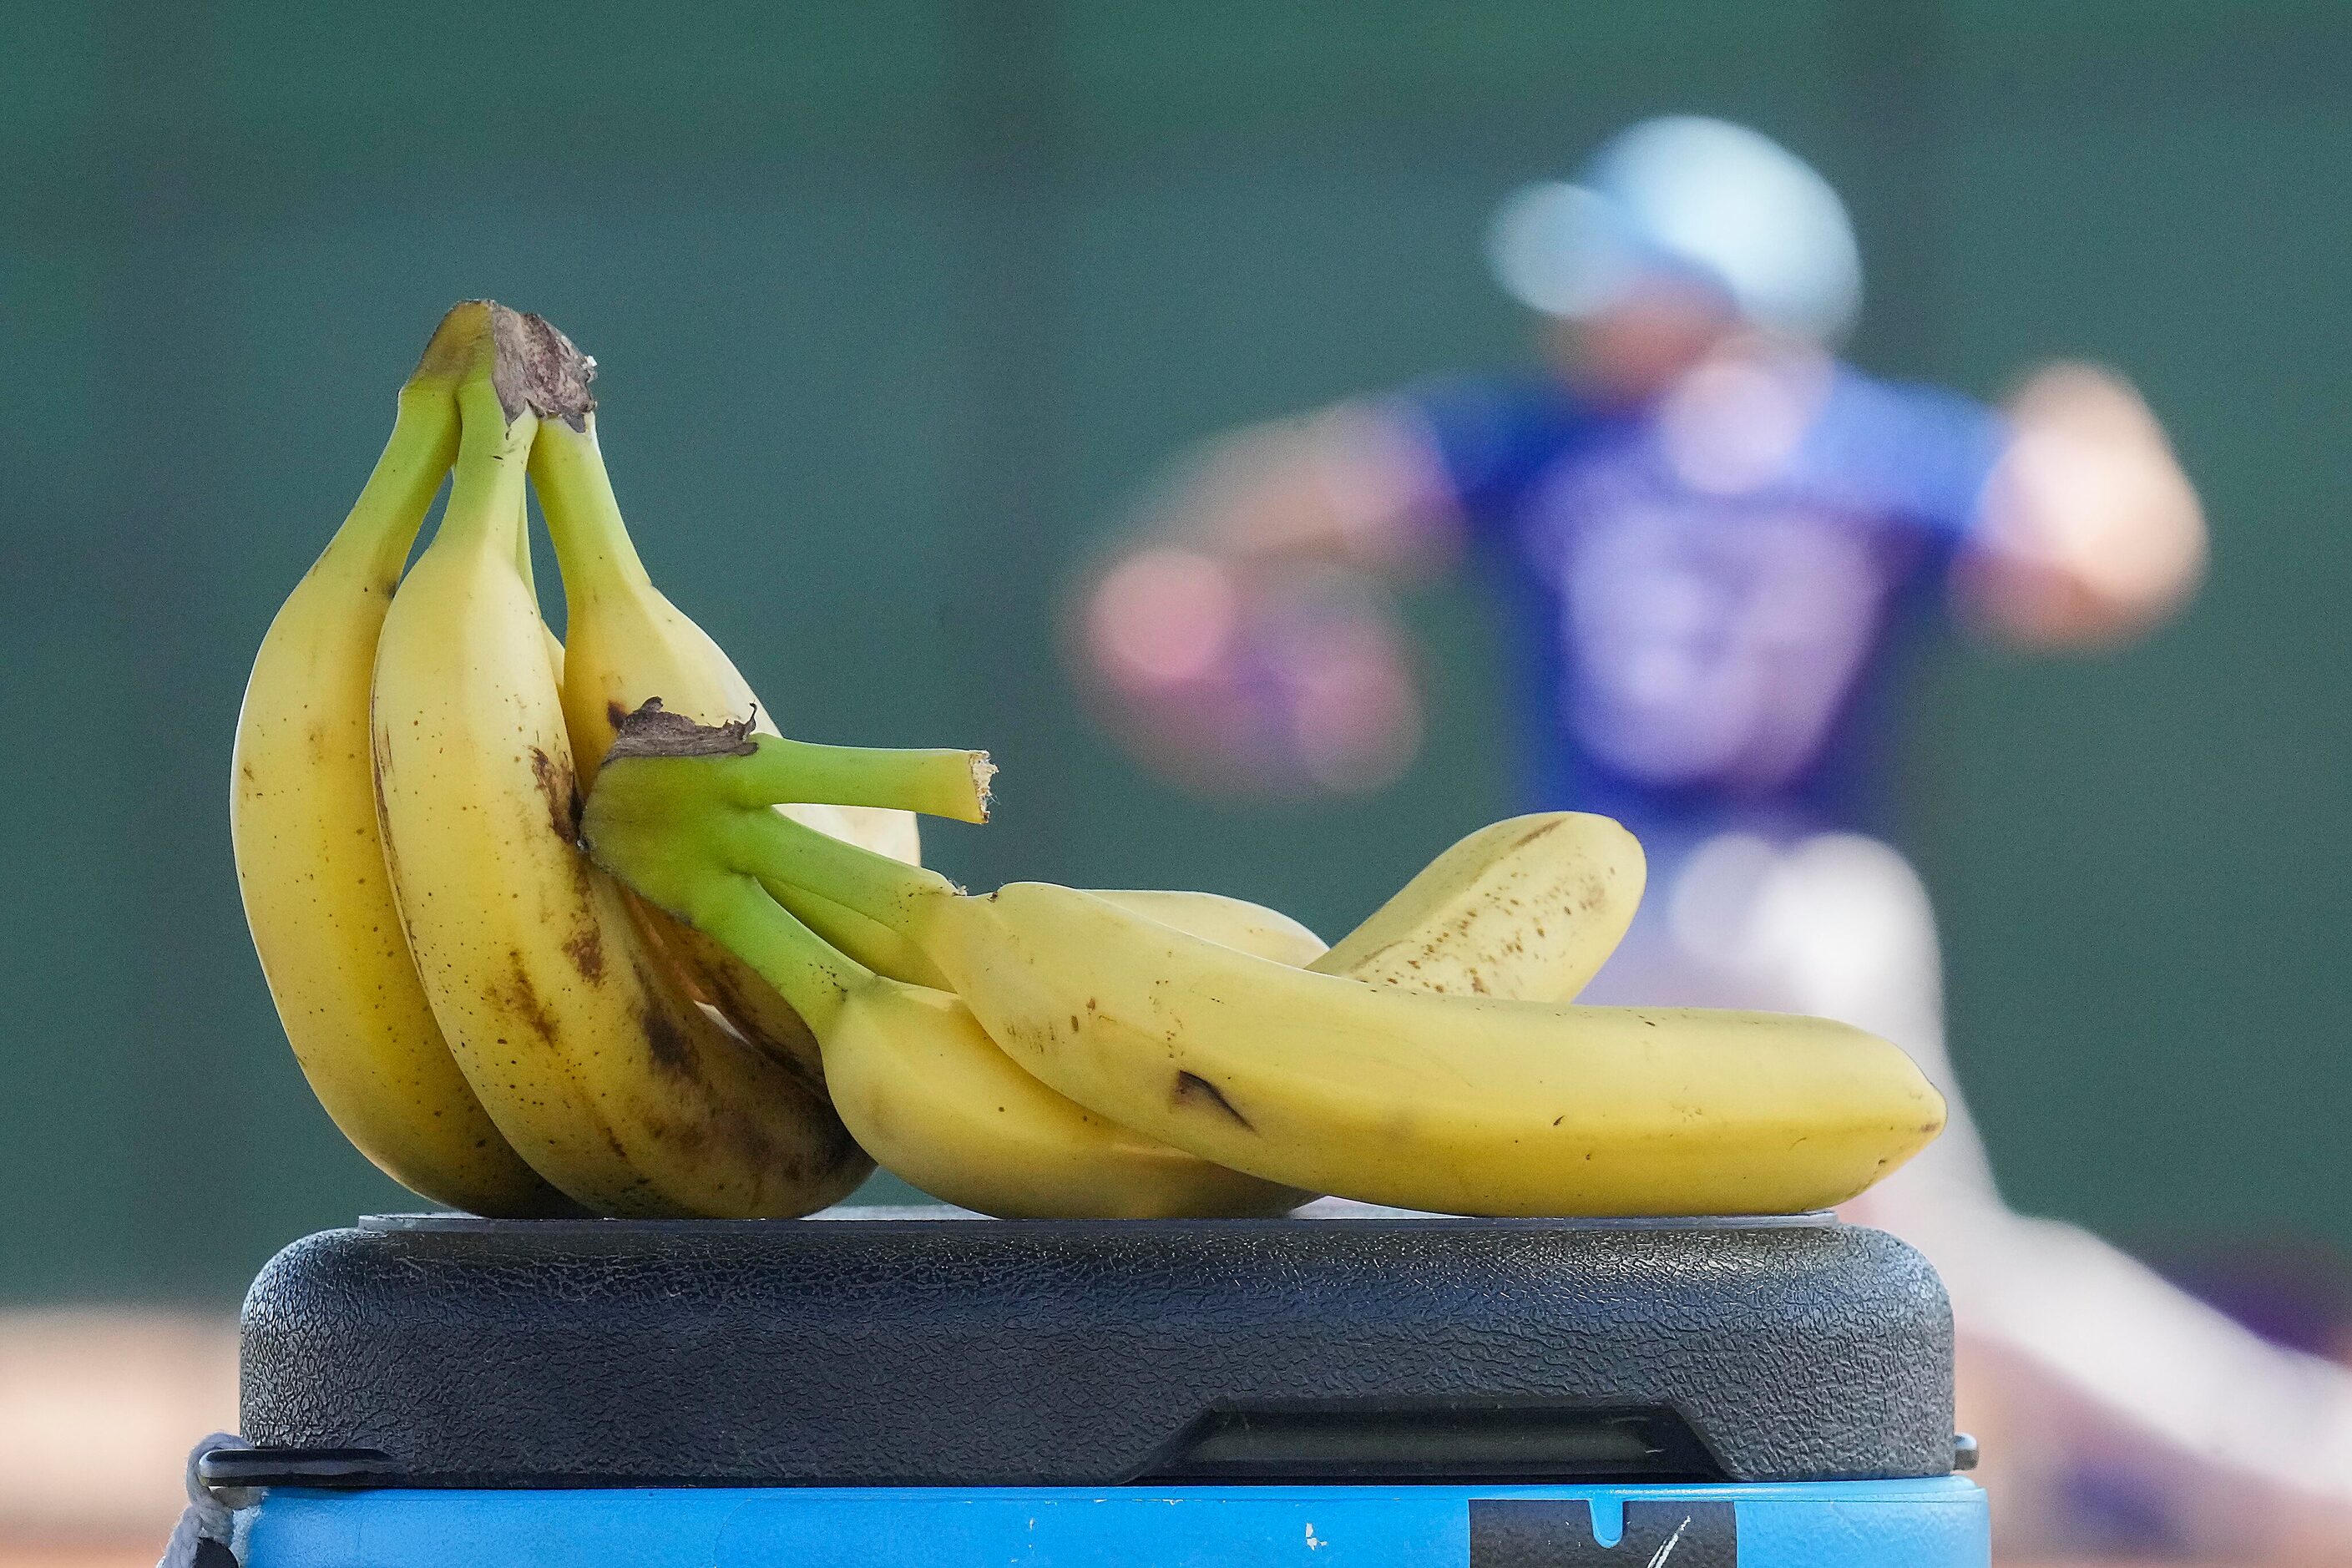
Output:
[{"xmin": 236, "ymin": 1209, "xmax": 1953, "ymax": 1487}]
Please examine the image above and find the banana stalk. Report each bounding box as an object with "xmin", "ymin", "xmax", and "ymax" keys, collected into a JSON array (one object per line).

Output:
[{"xmin": 579, "ymin": 716, "xmax": 1306, "ymax": 1217}]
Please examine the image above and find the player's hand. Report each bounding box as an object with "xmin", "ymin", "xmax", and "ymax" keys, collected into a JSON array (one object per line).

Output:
[
  {"xmin": 1070, "ymin": 549, "xmax": 1424, "ymax": 797},
  {"xmin": 1960, "ymin": 362, "xmax": 2208, "ymax": 648}
]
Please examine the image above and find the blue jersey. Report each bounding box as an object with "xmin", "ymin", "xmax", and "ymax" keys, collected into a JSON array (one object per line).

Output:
[{"xmin": 1399, "ymin": 357, "xmax": 2006, "ymax": 837}]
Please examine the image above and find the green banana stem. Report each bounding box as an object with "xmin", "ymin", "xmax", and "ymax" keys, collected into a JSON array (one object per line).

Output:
[
  {"xmin": 583, "ymin": 747, "xmax": 955, "ymax": 942},
  {"xmin": 580, "ymin": 752, "xmax": 917, "ymax": 1018},
  {"xmin": 346, "ymin": 301, "xmax": 513, "ymax": 584},
  {"xmin": 770, "ymin": 883, "xmax": 952, "ymax": 989},
  {"xmin": 436, "ymin": 374, "xmax": 538, "ymax": 555},
  {"xmin": 728, "ymin": 732, "xmax": 992, "ymax": 823},
  {"xmin": 605, "ymin": 704, "xmax": 994, "ymax": 823},
  {"xmin": 721, "ymin": 803, "xmax": 955, "ymax": 933},
  {"xmin": 326, "ymin": 369, "xmax": 463, "ymax": 589},
  {"xmin": 688, "ymin": 874, "xmax": 874, "ymax": 1034},
  {"xmin": 529, "ymin": 412, "xmax": 650, "ymax": 599}
]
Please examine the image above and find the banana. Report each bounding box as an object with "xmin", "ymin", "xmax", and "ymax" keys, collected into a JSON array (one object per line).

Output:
[
  {"xmin": 590, "ymin": 762, "xmax": 1946, "ymax": 1217},
  {"xmin": 933, "ymin": 885, "xmax": 1940, "ymax": 1215},
  {"xmin": 964, "ymin": 885, "xmax": 1943, "ymax": 1215},
  {"xmin": 531, "ymin": 411, "xmax": 935, "ymax": 1061},
  {"xmin": 690, "ymin": 874, "xmax": 1305, "ymax": 1219},
  {"xmin": 371, "ymin": 307, "xmax": 869, "ymax": 1217},
  {"xmin": 230, "ymin": 302, "xmax": 572, "ymax": 1216},
  {"xmin": 953, "ymin": 885, "xmax": 1944, "ymax": 1215},
  {"xmin": 1307, "ymin": 813, "xmax": 1641, "ymax": 999},
  {"xmin": 513, "ymin": 488, "xmax": 566, "ymax": 682}
]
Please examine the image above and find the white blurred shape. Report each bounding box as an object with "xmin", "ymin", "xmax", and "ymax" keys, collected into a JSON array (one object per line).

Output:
[{"xmin": 1489, "ymin": 117, "xmax": 1863, "ymax": 343}]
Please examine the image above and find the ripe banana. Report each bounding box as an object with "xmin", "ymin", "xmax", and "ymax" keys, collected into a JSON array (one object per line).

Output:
[
  {"xmin": 828, "ymin": 877, "xmax": 1336, "ymax": 1214},
  {"xmin": 963, "ymin": 891, "xmax": 1939, "ymax": 1214},
  {"xmin": 597, "ymin": 766, "xmax": 1946, "ymax": 1217},
  {"xmin": 230, "ymin": 302, "xmax": 572, "ymax": 1216},
  {"xmin": 532, "ymin": 411, "xmax": 940, "ymax": 1060},
  {"xmin": 371, "ymin": 307, "xmax": 869, "ymax": 1217},
  {"xmin": 965, "ymin": 885, "xmax": 1944, "ymax": 1215},
  {"xmin": 1308, "ymin": 812, "xmax": 1641, "ymax": 999},
  {"xmin": 710, "ymin": 874, "xmax": 1306, "ymax": 1219}
]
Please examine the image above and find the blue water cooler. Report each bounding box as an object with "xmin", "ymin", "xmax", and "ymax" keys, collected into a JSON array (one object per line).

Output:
[{"xmin": 207, "ymin": 1210, "xmax": 1986, "ymax": 1566}]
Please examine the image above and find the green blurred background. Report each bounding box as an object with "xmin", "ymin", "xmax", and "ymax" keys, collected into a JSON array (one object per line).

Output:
[{"xmin": 3, "ymin": 1, "xmax": 2348, "ymax": 1302}]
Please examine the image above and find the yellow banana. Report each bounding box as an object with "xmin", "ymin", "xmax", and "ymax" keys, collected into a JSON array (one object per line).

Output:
[
  {"xmin": 1308, "ymin": 813, "xmax": 1641, "ymax": 999},
  {"xmin": 230, "ymin": 302, "xmax": 571, "ymax": 1216},
  {"xmin": 943, "ymin": 883, "xmax": 1940, "ymax": 1215},
  {"xmin": 830, "ymin": 873, "xmax": 1342, "ymax": 1213},
  {"xmin": 721, "ymin": 879, "xmax": 1305, "ymax": 1220},
  {"xmin": 822, "ymin": 889, "xmax": 1315, "ymax": 1216},
  {"xmin": 371, "ymin": 308, "xmax": 868, "ymax": 1217},
  {"xmin": 531, "ymin": 412, "xmax": 935, "ymax": 1064},
  {"xmin": 590, "ymin": 761, "xmax": 1946, "ymax": 1218},
  {"xmin": 957, "ymin": 883, "xmax": 1943, "ymax": 1214}
]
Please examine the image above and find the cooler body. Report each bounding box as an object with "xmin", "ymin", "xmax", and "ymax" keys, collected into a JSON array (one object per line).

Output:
[
  {"xmin": 222, "ymin": 1211, "xmax": 1988, "ymax": 1567},
  {"xmin": 245, "ymin": 1479, "xmax": 1986, "ymax": 1567}
]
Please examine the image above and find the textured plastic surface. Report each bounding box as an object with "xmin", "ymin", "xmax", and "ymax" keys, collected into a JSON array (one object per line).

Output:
[
  {"xmin": 239, "ymin": 1213, "xmax": 1954, "ymax": 1486},
  {"xmin": 240, "ymin": 1481, "xmax": 1990, "ymax": 1568}
]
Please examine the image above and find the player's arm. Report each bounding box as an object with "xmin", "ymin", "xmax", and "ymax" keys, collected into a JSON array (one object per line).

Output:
[
  {"xmin": 1071, "ymin": 399, "xmax": 1464, "ymax": 794},
  {"xmin": 1126, "ymin": 402, "xmax": 1462, "ymax": 576},
  {"xmin": 1955, "ymin": 363, "xmax": 2208, "ymax": 648}
]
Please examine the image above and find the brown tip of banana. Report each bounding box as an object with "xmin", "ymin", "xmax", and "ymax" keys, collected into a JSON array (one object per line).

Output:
[
  {"xmin": 608, "ymin": 698, "xmax": 760, "ymax": 761},
  {"xmin": 487, "ymin": 306, "xmax": 596, "ymax": 429},
  {"xmin": 969, "ymin": 751, "xmax": 997, "ymax": 822},
  {"xmin": 409, "ymin": 302, "xmax": 597, "ymax": 432}
]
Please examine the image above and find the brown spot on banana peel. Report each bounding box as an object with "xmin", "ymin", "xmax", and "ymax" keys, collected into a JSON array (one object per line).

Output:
[
  {"xmin": 625, "ymin": 892, "xmax": 826, "ymax": 1088},
  {"xmin": 638, "ymin": 1105, "xmax": 709, "ymax": 1160},
  {"xmin": 1172, "ymin": 1070, "xmax": 1255, "ymax": 1132},
  {"xmin": 638, "ymin": 999, "xmax": 697, "ymax": 1076},
  {"xmin": 529, "ymin": 746, "xmax": 584, "ymax": 843},
  {"xmin": 622, "ymin": 957, "xmax": 859, "ymax": 1199},
  {"xmin": 562, "ymin": 925, "xmax": 605, "ymax": 982},
  {"xmin": 502, "ymin": 952, "xmax": 561, "ymax": 1046},
  {"xmin": 1510, "ymin": 817, "xmax": 1565, "ymax": 852}
]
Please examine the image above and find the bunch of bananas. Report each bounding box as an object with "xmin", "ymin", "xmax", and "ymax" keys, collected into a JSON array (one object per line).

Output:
[{"xmin": 233, "ymin": 301, "xmax": 1945, "ymax": 1222}]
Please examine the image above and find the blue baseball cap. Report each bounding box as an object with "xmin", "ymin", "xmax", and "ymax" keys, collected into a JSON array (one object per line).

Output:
[{"xmin": 1487, "ymin": 117, "xmax": 1863, "ymax": 343}]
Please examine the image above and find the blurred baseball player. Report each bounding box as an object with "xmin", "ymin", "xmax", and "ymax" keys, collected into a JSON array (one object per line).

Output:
[{"xmin": 1079, "ymin": 118, "xmax": 2352, "ymax": 1558}]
